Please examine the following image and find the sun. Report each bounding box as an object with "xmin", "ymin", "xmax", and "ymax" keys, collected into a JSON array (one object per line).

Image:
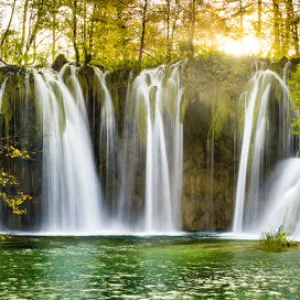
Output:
[{"xmin": 217, "ymin": 35, "xmax": 266, "ymax": 56}]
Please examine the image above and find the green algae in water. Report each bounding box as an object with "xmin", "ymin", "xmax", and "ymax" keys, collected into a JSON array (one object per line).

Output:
[{"xmin": 0, "ymin": 236, "xmax": 299, "ymax": 299}]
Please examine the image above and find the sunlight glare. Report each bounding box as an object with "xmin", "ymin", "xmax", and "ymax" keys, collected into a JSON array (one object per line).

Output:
[{"xmin": 218, "ymin": 36, "xmax": 264, "ymax": 56}]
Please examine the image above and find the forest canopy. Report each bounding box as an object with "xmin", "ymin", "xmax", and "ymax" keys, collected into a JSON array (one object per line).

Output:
[{"xmin": 0, "ymin": 0, "xmax": 299, "ymax": 71}]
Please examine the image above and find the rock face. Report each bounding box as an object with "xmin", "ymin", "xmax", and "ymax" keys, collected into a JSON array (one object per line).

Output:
[
  {"xmin": 0, "ymin": 55, "xmax": 291, "ymax": 232},
  {"xmin": 0, "ymin": 69, "xmax": 43, "ymax": 230},
  {"xmin": 51, "ymin": 54, "xmax": 69, "ymax": 71},
  {"xmin": 181, "ymin": 55, "xmax": 253, "ymax": 231}
]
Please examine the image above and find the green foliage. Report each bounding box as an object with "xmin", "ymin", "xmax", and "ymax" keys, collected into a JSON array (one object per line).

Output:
[
  {"xmin": 0, "ymin": 143, "xmax": 35, "ymax": 215},
  {"xmin": 0, "ymin": 235, "xmax": 11, "ymax": 241},
  {"xmin": 289, "ymin": 65, "xmax": 300, "ymax": 135},
  {"xmin": 0, "ymin": 0, "xmax": 298, "ymax": 69},
  {"xmin": 0, "ymin": 172, "xmax": 18, "ymax": 186},
  {"xmin": 0, "ymin": 192, "xmax": 32, "ymax": 215},
  {"xmin": 180, "ymin": 93, "xmax": 187, "ymax": 123},
  {"xmin": 259, "ymin": 229, "xmax": 299, "ymax": 252},
  {"xmin": 2, "ymin": 145, "xmax": 34, "ymax": 159}
]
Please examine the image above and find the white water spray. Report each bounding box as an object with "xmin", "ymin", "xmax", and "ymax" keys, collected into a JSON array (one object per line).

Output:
[
  {"xmin": 34, "ymin": 68, "xmax": 104, "ymax": 234},
  {"xmin": 233, "ymin": 70, "xmax": 290, "ymax": 233},
  {"xmin": 117, "ymin": 63, "xmax": 184, "ymax": 232}
]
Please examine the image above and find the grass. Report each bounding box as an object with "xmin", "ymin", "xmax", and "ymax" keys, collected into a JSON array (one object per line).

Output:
[{"xmin": 260, "ymin": 229, "xmax": 299, "ymax": 252}]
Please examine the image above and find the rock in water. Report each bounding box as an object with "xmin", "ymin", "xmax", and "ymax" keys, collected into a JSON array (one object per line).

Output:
[{"xmin": 52, "ymin": 54, "xmax": 68, "ymax": 71}]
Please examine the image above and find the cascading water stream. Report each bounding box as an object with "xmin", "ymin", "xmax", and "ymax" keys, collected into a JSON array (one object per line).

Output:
[
  {"xmin": 0, "ymin": 62, "xmax": 184, "ymax": 235},
  {"xmin": 169, "ymin": 65, "xmax": 184, "ymax": 231},
  {"xmin": 146, "ymin": 68, "xmax": 173, "ymax": 231},
  {"xmin": 2, "ymin": 62, "xmax": 294, "ymax": 236},
  {"xmin": 233, "ymin": 70, "xmax": 290, "ymax": 233},
  {"xmin": 252, "ymin": 63, "xmax": 300, "ymax": 237},
  {"xmin": 34, "ymin": 68, "xmax": 104, "ymax": 234},
  {"xmin": 59, "ymin": 64, "xmax": 89, "ymax": 124},
  {"xmin": 117, "ymin": 63, "xmax": 184, "ymax": 232},
  {"xmin": 0, "ymin": 76, "xmax": 9, "ymax": 229},
  {"xmin": 145, "ymin": 64, "xmax": 184, "ymax": 232},
  {"xmin": 0, "ymin": 76, "xmax": 9, "ymax": 110},
  {"xmin": 116, "ymin": 75, "xmax": 141, "ymax": 229},
  {"xmin": 233, "ymin": 75, "xmax": 261, "ymax": 233},
  {"xmin": 258, "ymin": 159, "xmax": 300, "ymax": 236},
  {"xmin": 93, "ymin": 68, "xmax": 117, "ymax": 216}
]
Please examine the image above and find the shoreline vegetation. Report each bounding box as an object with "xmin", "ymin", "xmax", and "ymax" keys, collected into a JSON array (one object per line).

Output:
[
  {"xmin": 259, "ymin": 229, "xmax": 300, "ymax": 252},
  {"xmin": 0, "ymin": 231, "xmax": 299, "ymax": 253}
]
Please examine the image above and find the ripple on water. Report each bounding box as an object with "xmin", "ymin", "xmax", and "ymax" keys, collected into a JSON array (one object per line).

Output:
[{"xmin": 0, "ymin": 238, "xmax": 299, "ymax": 299}]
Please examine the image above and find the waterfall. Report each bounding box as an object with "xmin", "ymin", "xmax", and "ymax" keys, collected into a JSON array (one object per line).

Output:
[
  {"xmin": 93, "ymin": 68, "xmax": 117, "ymax": 217},
  {"xmin": 116, "ymin": 74, "xmax": 142, "ymax": 229},
  {"xmin": 258, "ymin": 158, "xmax": 300, "ymax": 236},
  {"xmin": 0, "ymin": 77, "xmax": 9, "ymax": 229},
  {"xmin": 0, "ymin": 76, "xmax": 9, "ymax": 110},
  {"xmin": 60, "ymin": 64, "xmax": 89, "ymax": 124},
  {"xmin": 117, "ymin": 63, "xmax": 184, "ymax": 232},
  {"xmin": 253, "ymin": 63, "xmax": 300, "ymax": 237},
  {"xmin": 0, "ymin": 62, "xmax": 184, "ymax": 235},
  {"xmin": 1, "ymin": 61, "xmax": 297, "ymax": 236},
  {"xmin": 233, "ymin": 70, "xmax": 290, "ymax": 233},
  {"xmin": 34, "ymin": 68, "xmax": 104, "ymax": 234}
]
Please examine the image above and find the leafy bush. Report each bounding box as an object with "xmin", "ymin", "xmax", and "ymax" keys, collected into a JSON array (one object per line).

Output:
[
  {"xmin": 260, "ymin": 229, "xmax": 299, "ymax": 251},
  {"xmin": 0, "ymin": 235, "xmax": 11, "ymax": 241}
]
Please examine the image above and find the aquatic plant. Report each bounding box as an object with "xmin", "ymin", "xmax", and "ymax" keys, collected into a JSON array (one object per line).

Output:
[{"xmin": 260, "ymin": 229, "xmax": 298, "ymax": 251}]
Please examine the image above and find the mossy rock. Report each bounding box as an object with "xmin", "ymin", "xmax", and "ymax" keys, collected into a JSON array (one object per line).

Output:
[{"xmin": 52, "ymin": 54, "xmax": 68, "ymax": 72}]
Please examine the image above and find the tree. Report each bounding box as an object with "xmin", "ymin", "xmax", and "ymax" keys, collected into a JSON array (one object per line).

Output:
[
  {"xmin": 71, "ymin": 0, "xmax": 80, "ymax": 62},
  {"xmin": 25, "ymin": 0, "xmax": 46, "ymax": 61},
  {"xmin": 272, "ymin": 0, "xmax": 281, "ymax": 55},
  {"xmin": 257, "ymin": 0, "xmax": 262, "ymax": 39},
  {"xmin": 0, "ymin": 0, "xmax": 300, "ymax": 67},
  {"xmin": 0, "ymin": 0, "xmax": 17, "ymax": 50},
  {"xmin": 188, "ymin": 0, "xmax": 196, "ymax": 58},
  {"xmin": 0, "ymin": 144, "xmax": 34, "ymax": 215},
  {"xmin": 138, "ymin": 0, "xmax": 148, "ymax": 72},
  {"xmin": 51, "ymin": 0, "xmax": 58, "ymax": 61},
  {"xmin": 19, "ymin": 0, "xmax": 30, "ymax": 63},
  {"xmin": 286, "ymin": 0, "xmax": 299, "ymax": 56}
]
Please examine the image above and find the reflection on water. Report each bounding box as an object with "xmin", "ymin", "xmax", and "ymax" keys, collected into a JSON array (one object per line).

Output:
[{"xmin": 0, "ymin": 236, "xmax": 299, "ymax": 299}]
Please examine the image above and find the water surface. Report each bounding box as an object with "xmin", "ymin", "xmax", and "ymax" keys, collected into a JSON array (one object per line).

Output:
[{"xmin": 0, "ymin": 235, "xmax": 299, "ymax": 299}]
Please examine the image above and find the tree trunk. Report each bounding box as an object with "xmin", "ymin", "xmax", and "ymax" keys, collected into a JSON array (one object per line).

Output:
[
  {"xmin": 0, "ymin": 0, "xmax": 17, "ymax": 49},
  {"xmin": 83, "ymin": 0, "xmax": 88, "ymax": 62},
  {"xmin": 239, "ymin": 0, "xmax": 244, "ymax": 39},
  {"xmin": 27, "ymin": 0, "xmax": 35, "ymax": 46},
  {"xmin": 288, "ymin": 0, "xmax": 299, "ymax": 56},
  {"xmin": 166, "ymin": 0, "xmax": 171, "ymax": 63},
  {"xmin": 283, "ymin": 0, "xmax": 293, "ymax": 55},
  {"xmin": 272, "ymin": 0, "xmax": 281, "ymax": 55},
  {"xmin": 257, "ymin": 0, "xmax": 262, "ymax": 39},
  {"xmin": 138, "ymin": 0, "xmax": 148, "ymax": 73},
  {"xmin": 188, "ymin": 0, "xmax": 196, "ymax": 58},
  {"xmin": 33, "ymin": 35, "xmax": 37, "ymax": 63},
  {"xmin": 169, "ymin": 0, "xmax": 181, "ymax": 61},
  {"xmin": 25, "ymin": 0, "xmax": 44, "ymax": 54},
  {"xmin": 88, "ymin": 3, "xmax": 97, "ymax": 56},
  {"xmin": 292, "ymin": 22, "xmax": 300, "ymax": 56},
  {"xmin": 20, "ymin": 0, "xmax": 30, "ymax": 62},
  {"xmin": 72, "ymin": 0, "xmax": 80, "ymax": 63},
  {"xmin": 52, "ymin": 0, "xmax": 57, "ymax": 62}
]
